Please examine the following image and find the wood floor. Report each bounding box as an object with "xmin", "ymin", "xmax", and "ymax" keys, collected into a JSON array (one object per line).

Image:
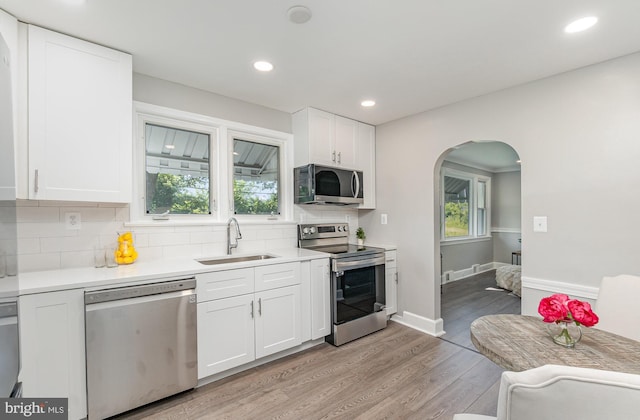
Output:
[{"xmin": 116, "ymin": 270, "xmax": 520, "ymax": 420}]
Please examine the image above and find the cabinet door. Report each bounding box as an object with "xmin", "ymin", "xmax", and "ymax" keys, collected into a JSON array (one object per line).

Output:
[
  {"xmin": 310, "ymin": 258, "xmax": 331, "ymax": 339},
  {"xmin": 255, "ymin": 285, "xmax": 302, "ymax": 359},
  {"xmin": 357, "ymin": 122, "xmax": 376, "ymax": 208},
  {"xmin": 28, "ymin": 25, "xmax": 132, "ymax": 202},
  {"xmin": 308, "ymin": 108, "xmax": 335, "ymax": 166},
  {"xmin": 385, "ymin": 251, "xmax": 398, "ymax": 315},
  {"xmin": 334, "ymin": 116, "xmax": 357, "ymax": 168},
  {"xmin": 19, "ymin": 289, "xmax": 86, "ymax": 420},
  {"xmin": 197, "ymin": 294, "xmax": 255, "ymax": 378}
]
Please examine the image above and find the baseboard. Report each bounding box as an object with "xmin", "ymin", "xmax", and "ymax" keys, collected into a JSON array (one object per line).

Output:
[
  {"xmin": 441, "ymin": 261, "xmax": 509, "ymax": 284},
  {"xmin": 391, "ymin": 311, "xmax": 445, "ymax": 337},
  {"xmin": 522, "ymin": 276, "xmax": 599, "ymax": 300}
]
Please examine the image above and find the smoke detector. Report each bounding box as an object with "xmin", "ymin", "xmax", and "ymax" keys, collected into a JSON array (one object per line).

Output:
[{"xmin": 287, "ymin": 6, "xmax": 312, "ymax": 24}]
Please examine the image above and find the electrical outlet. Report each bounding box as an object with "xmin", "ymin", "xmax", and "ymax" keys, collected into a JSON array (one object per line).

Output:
[
  {"xmin": 65, "ymin": 212, "xmax": 81, "ymax": 230},
  {"xmin": 381, "ymin": 214, "xmax": 388, "ymax": 225}
]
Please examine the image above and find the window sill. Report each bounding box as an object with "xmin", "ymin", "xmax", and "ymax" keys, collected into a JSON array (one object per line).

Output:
[
  {"xmin": 125, "ymin": 219, "xmax": 298, "ymax": 228},
  {"xmin": 440, "ymin": 236, "xmax": 492, "ymax": 246}
]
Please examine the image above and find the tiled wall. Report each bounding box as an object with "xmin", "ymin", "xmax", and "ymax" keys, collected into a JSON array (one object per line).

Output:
[{"xmin": 15, "ymin": 200, "xmax": 360, "ymax": 273}]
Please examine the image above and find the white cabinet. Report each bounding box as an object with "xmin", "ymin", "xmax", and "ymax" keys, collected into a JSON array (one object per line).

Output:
[
  {"xmin": 309, "ymin": 258, "xmax": 331, "ymax": 339},
  {"xmin": 255, "ymin": 285, "xmax": 301, "ymax": 358},
  {"xmin": 24, "ymin": 25, "xmax": 132, "ymax": 202},
  {"xmin": 196, "ymin": 262, "xmax": 302, "ymax": 379},
  {"xmin": 197, "ymin": 293, "xmax": 255, "ymax": 377},
  {"xmin": 385, "ymin": 250, "xmax": 398, "ymax": 316},
  {"xmin": 294, "ymin": 107, "xmax": 358, "ymax": 169},
  {"xmin": 0, "ymin": 10, "xmax": 18, "ymax": 201},
  {"xmin": 19, "ymin": 289, "xmax": 86, "ymax": 420},
  {"xmin": 357, "ymin": 122, "xmax": 376, "ymax": 209}
]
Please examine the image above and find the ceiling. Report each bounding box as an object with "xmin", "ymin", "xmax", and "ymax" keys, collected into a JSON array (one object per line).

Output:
[
  {"xmin": 445, "ymin": 142, "xmax": 520, "ymax": 173},
  {"xmin": 1, "ymin": 1, "xmax": 640, "ymax": 126}
]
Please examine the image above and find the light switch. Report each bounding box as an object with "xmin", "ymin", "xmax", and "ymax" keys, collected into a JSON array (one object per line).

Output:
[
  {"xmin": 381, "ymin": 214, "xmax": 388, "ymax": 225},
  {"xmin": 533, "ymin": 216, "xmax": 547, "ymax": 232}
]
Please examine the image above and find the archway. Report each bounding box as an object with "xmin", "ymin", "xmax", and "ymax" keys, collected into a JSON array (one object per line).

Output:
[{"xmin": 433, "ymin": 140, "xmax": 522, "ymax": 348}]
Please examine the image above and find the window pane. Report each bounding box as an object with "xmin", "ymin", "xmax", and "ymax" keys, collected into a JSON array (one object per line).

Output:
[
  {"xmin": 145, "ymin": 123, "xmax": 210, "ymax": 215},
  {"xmin": 233, "ymin": 139, "xmax": 280, "ymax": 215},
  {"xmin": 444, "ymin": 176, "xmax": 470, "ymax": 237}
]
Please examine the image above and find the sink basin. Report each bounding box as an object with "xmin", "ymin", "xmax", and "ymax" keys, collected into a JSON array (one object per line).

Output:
[{"xmin": 197, "ymin": 254, "xmax": 277, "ymax": 265}]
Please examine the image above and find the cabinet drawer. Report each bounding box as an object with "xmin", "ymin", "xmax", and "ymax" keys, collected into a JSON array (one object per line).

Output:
[
  {"xmin": 255, "ymin": 262, "xmax": 300, "ymax": 292},
  {"xmin": 197, "ymin": 268, "xmax": 254, "ymax": 302},
  {"xmin": 385, "ymin": 251, "xmax": 397, "ymax": 268}
]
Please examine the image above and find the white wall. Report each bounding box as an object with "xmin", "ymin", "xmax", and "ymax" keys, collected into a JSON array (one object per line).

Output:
[
  {"xmin": 133, "ymin": 73, "xmax": 292, "ymax": 133},
  {"xmin": 492, "ymin": 170, "xmax": 522, "ymax": 264},
  {"xmin": 361, "ymin": 52, "xmax": 640, "ymax": 333}
]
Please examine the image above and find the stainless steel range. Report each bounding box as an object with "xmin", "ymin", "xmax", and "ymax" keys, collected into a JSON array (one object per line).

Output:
[{"xmin": 298, "ymin": 223, "xmax": 386, "ymax": 346}]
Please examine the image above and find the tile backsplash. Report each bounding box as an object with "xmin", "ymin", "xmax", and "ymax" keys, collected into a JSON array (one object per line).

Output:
[{"xmin": 16, "ymin": 200, "xmax": 359, "ymax": 272}]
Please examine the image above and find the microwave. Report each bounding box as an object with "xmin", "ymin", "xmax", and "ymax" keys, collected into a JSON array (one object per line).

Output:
[{"xmin": 294, "ymin": 164, "xmax": 364, "ymax": 205}]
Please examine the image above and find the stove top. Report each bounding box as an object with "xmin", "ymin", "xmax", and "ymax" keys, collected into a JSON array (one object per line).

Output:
[
  {"xmin": 305, "ymin": 243, "xmax": 384, "ymax": 258},
  {"xmin": 298, "ymin": 223, "xmax": 384, "ymax": 258}
]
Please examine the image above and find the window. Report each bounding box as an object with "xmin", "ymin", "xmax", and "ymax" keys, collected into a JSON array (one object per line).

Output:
[
  {"xmin": 231, "ymin": 136, "xmax": 281, "ymax": 216},
  {"xmin": 133, "ymin": 102, "xmax": 293, "ymax": 223},
  {"xmin": 145, "ymin": 123, "xmax": 211, "ymax": 215},
  {"xmin": 442, "ymin": 168, "xmax": 491, "ymax": 240}
]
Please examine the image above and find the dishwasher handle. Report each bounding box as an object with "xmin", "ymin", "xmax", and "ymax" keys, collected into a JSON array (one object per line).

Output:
[{"xmin": 85, "ymin": 278, "xmax": 196, "ymax": 305}]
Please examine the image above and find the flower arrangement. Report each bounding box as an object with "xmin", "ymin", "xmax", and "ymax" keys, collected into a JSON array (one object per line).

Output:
[
  {"xmin": 538, "ymin": 293, "xmax": 599, "ymax": 347},
  {"xmin": 538, "ymin": 293, "xmax": 599, "ymax": 327}
]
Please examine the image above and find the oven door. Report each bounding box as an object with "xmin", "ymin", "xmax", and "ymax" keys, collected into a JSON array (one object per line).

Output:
[{"xmin": 332, "ymin": 254, "xmax": 385, "ymax": 325}]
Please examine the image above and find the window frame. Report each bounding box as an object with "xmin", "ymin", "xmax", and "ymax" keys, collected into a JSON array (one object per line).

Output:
[
  {"xmin": 131, "ymin": 102, "xmax": 293, "ymax": 225},
  {"xmin": 227, "ymin": 129, "xmax": 289, "ymax": 221},
  {"xmin": 441, "ymin": 167, "xmax": 491, "ymax": 242}
]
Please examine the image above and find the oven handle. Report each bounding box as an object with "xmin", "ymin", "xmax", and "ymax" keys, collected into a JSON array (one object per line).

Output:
[{"xmin": 333, "ymin": 255, "xmax": 385, "ymax": 272}]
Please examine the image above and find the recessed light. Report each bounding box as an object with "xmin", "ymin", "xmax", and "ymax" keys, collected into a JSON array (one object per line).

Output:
[
  {"xmin": 253, "ymin": 61, "xmax": 274, "ymax": 72},
  {"xmin": 61, "ymin": 0, "xmax": 86, "ymax": 5},
  {"xmin": 287, "ymin": 6, "xmax": 312, "ymax": 24},
  {"xmin": 164, "ymin": 144, "xmax": 175, "ymax": 150},
  {"xmin": 564, "ymin": 16, "xmax": 598, "ymax": 33},
  {"xmin": 361, "ymin": 100, "xmax": 376, "ymax": 107}
]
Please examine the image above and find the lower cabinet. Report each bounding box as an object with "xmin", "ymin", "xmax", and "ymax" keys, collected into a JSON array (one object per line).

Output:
[
  {"xmin": 197, "ymin": 262, "xmax": 305, "ymax": 379},
  {"xmin": 19, "ymin": 289, "xmax": 86, "ymax": 420},
  {"xmin": 385, "ymin": 250, "xmax": 398, "ymax": 316}
]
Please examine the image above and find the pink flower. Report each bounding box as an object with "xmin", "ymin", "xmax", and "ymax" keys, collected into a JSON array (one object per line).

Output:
[
  {"xmin": 538, "ymin": 294, "xmax": 570, "ymax": 323},
  {"xmin": 567, "ymin": 300, "xmax": 599, "ymax": 327}
]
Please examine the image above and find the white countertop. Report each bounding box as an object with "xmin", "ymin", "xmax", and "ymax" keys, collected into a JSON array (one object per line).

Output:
[{"xmin": 18, "ymin": 248, "xmax": 329, "ymax": 295}]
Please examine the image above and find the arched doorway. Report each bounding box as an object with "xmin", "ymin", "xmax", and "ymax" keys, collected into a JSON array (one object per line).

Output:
[{"xmin": 434, "ymin": 141, "xmax": 522, "ymax": 349}]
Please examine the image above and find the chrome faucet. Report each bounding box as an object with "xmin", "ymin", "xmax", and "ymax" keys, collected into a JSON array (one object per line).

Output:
[{"xmin": 227, "ymin": 217, "xmax": 242, "ymax": 255}]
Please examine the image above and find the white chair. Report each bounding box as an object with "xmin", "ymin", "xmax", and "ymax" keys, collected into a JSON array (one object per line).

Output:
[
  {"xmin": 595, "ymin": 274, "xmax": 640, "ymax": 341},
  {"xmin": 453, "ymin": 364, "xmax": 640, "ymax": 420}
]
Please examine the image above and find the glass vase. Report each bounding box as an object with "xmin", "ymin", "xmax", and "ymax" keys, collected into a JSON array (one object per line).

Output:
[{"xmin": 547, "ymin": 321, "xmax": 582, "ymax": 348}]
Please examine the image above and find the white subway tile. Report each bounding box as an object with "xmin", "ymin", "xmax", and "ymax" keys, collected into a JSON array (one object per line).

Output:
[
  {"xmin": 148, "ymin": 231, "xmax": 191, "ymax": 246},
  {"xmin": 17, "ymin": 207, "xmax": 60, "ymax": 223},
  {"xmin": 61, "ymin": 207, "xmax": 116, "ymax": 222},
  {"xmin": 41, "ymin": 235, "xmax": 97, "ymax": 253},
  {"xmin": 60, "ymin": 250, "xmax": 94, "ymax": 269},
  {"xmin": 17, "ymin": 238, "xmax": 40, "ymax": 255},
  {"xmin": 162, "ymin": 244, "xmax": 202, "ymax": 258}
]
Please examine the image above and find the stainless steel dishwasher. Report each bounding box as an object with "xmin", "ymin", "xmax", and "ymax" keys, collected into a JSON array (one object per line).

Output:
[{"xmin": 85, "ymin": 278, "xmax": 197, "ymax": 420}]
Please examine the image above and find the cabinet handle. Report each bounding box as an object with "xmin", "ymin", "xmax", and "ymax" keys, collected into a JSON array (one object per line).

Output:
[
  {"xmin": 258, "ymin": 298, "xmax": 262, "ymax": 315},
  {"xmin": 34, "ymin": 169, "xmax": 39, "ymax": 193},
  {"xmin": 337, "ymin": 152, "xmax": 341, "ymax": 164},
  {"xmin": 395, "ymin": 273, "xmax": 398, "ymax": 283},
  {"xmin": 332, "ymin": 150, "xmax": 336, "ymax": 162},
  {"xmin": 250, "ymin": 301, "xmax": 254, "ymax": 318},
  {"xmin": 386, "ymin": 259, "xmax": 395, "ymax": 263}
]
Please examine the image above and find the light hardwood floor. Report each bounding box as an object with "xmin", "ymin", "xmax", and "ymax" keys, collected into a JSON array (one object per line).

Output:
[{"xmin": 117, "ymin": 271, "xmax": 520, "ymax": 420}]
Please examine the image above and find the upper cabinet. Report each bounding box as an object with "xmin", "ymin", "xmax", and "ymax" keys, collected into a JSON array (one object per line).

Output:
[
  {"xmin": 23, "ymin": 25, "xmax": 132, "ymax": 202},
  {"xmin": 294, "ymin": 108, "xmax": 358, "ymax": 169},
  {"xmin": 293, "ymin": 107, "xmax": 376, "ymax": 208}
]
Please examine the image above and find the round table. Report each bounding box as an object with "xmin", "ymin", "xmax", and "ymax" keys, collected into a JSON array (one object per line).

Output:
[{"xmin": 470, "ymin": 314, "xmax": 640, "ymax": 374}]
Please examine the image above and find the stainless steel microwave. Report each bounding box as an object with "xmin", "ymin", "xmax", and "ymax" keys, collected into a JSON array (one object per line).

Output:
[{"xmin": 294, "ymin": 164, "xmax": 364, "ymax": 205}]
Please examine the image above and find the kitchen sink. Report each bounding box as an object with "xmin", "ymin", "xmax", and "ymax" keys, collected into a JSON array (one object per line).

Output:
[{"xmin": 196, "ymin": 254, "xmax": 277, "ymax": 265}]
